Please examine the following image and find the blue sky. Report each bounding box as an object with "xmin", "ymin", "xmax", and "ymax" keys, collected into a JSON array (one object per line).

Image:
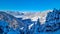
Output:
[{"xmin": 0, "ymin": 0, "xmax": 60, "ymax": 12}]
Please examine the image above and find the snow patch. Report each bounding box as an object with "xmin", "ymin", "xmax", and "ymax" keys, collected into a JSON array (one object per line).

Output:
[{"xmin": 28, "ymin": 23, "xmax": 34, "ymax": 30}]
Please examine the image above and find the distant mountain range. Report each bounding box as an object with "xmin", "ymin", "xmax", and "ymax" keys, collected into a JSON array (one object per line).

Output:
[{"xmin": 6, "ymin": 10, "xmax": 52, "ymax": 24}]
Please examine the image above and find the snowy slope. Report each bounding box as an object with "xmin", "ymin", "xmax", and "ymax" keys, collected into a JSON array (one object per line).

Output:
[
  {"xmin": 6, "ymin": 10, "xmax": 52, "ymax": 24},
  {"xmin": 0, "ymin": 9, "xmax": 60, "ymax": 34}
]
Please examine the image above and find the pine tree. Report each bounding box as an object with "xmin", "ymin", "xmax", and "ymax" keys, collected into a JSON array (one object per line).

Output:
[
  {"xmin": 34, "ymin": 18, "xmax": 41, "ymax": 34},
  {"xmin": 45, "ymin": 8, "xmax": 60, "ymax": 32}
]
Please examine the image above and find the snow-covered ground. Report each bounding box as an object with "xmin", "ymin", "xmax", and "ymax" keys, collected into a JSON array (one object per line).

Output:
[{"xmin": 6, "ymin": 10, "xmax": 52, "ymax": 24}]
